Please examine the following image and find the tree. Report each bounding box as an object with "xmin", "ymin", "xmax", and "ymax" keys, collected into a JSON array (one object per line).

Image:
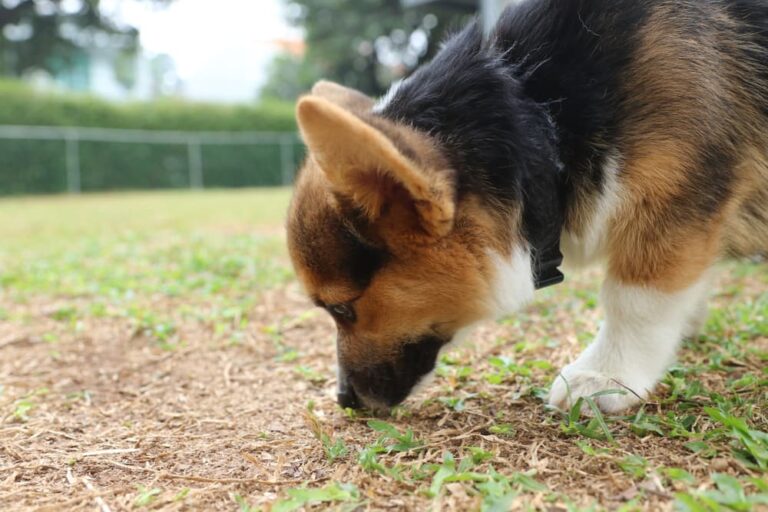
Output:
[
  {"xmin": 260, "ymin": 53, "xmax": 324, "ymax": 102},
  {"xmin": 0, "ymin": 0, "xmax": 172, "ymax": 78},
  {"xmin": 273, "ymin": 0, "xmax": 471, "ymax": 98}
]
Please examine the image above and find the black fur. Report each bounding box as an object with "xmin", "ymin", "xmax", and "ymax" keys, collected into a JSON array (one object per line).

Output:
[
  {"xmin": 292, "ymin": 201, "xmax": 387, "ymax": 293},
  {"xmin": 380, "ymin": 0, "xmax": 768, "ymax": 260},
  {"xmin": 380, "ymin": 0, "xmax": 652, "ymax": 253},
  {"xmin": 493, "ymin": 0, "xmax": 651, "ymax": 206},
  {"xmin": 381, "ymin": 21, "xmax": 566, "ymax": 266}
]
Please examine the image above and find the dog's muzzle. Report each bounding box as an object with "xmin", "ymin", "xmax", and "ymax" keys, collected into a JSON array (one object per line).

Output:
[
  {"xmin": 337, "ymin": 369, "xmax": 361, "ymax": 409},
  {"xmin": 335, "ymin": 335, "xmax": 445, "ymax": 410}
]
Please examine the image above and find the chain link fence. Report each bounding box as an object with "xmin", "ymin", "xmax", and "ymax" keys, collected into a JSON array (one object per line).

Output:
[{"xmin": 0, "ymin": 125, "xmax": 304, "ymax": 195}]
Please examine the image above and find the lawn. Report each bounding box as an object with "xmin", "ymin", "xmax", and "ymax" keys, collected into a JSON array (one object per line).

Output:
[{"xmin": 0, "ymin": 189, "xmax": 765, "ymax": 511}]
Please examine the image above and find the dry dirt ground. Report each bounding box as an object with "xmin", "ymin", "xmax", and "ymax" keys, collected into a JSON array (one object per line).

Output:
[{"xmin": 0, "ymin": 191, "xmax": 766, "ymax": 511}]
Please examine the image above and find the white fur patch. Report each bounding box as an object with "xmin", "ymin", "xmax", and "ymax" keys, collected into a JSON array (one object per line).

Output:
[
  {"xmin": 487, "ymin": 244, "xmax": 536, "ymax": 318},
  {"xmin": 549, "ymin": 274, "xmax": 712, "ymax": 412},
  {"xmin": 561, "ymin": 150, "xmax": 623, "ymax": 268},
  {"xmin": 373, "ymin": 79, "xmax": 406, "ymax": 113}
]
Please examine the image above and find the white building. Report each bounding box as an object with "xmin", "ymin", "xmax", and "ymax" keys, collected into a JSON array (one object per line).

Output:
[{"xmin": 29, "ymin": 47, "xmax": 180, "ymax": 102}]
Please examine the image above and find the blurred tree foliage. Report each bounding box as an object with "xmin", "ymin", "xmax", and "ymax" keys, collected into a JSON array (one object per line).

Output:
[
  {"xmin": 264, "ymin": 0, "xmax": 472, "ymax": 99},
  {"xmin": 260, "ymin": 53, "xmax": 324, "ymax": 103},
  {"xmin": 0, "ymin": 0, "xmax": 171, "ymax": 79}
]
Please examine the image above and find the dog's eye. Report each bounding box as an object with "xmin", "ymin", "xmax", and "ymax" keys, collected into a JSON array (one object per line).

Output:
[{"xmin": 328, "ymin": 304, "xmax": 355, "ymax": 323}]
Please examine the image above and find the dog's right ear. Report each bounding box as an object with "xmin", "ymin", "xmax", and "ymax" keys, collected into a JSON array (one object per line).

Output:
[
  {"xmin": 311, "ymin": 80, "xmax": 374, "ymax": 111},
  {"xmin": 296, "ymin": 96, "xmax": 455, "ymax": 241}
]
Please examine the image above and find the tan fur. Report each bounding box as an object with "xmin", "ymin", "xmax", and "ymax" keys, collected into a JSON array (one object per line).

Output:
[
  {"xmin": 288, "ymin": 166, "xmax": 506, "ymax": 367},
  {"xmin": 607, "ymin": 144, "xmax": 726, "ymax": 292},
  {"xmin": 288, "ymin": 81, "xmax": 521, "ymax": 366},
  {"xmin": 724, "ymin": 147, "xmax": 768, "ymax": 256},
  {"xmin": 336, "ymin": 239, "xmax": 489, "ymax": 365},
  {"xmin": 311, "ymin": 80, "xmax": 375, "ymax": 111},
  {"xmin": 296, "ymin": 96, "xmax": 456, "ymax": 241},
  {"xmin": 603, "ymin": 2, "xmax": 768, "ymax": 292}
]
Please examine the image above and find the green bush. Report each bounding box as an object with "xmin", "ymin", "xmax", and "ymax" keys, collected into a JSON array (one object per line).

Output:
[
  {"xmin": 0, "ymin": 80, "xmax": 303, "ymax": 195},
  {"xmin": 0, "ymin": 139, "xmax": 68, "ymax": 194}
]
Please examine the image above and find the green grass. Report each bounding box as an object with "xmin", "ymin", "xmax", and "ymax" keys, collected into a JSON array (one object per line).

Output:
[
  {"xmin": 1, "ymin": 189, "xmax": 765, "ymax": 511},
  {"xmin": 0, "ymin": 189, "xmax": 294, "ymax": 301},
  {"xmin": 276, "ymin": 259, "xmax": 767, "ymax": 511},
  {"xmin": 0, "ymin": 188, "xmax": 291, "ymax": 244},
  {"xmin": 0, "ymin": 189, "xmax": 295, "ymax": 358}
]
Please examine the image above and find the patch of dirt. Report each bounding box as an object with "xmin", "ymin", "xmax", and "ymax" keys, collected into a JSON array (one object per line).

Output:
[{"xmin": 0, "ymin": 268, "xmax": 765, "ymax": 511}]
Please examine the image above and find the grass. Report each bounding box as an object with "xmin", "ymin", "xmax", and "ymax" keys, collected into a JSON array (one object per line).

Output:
[
  {"xmin": 0, "ymin": 189, "xmax": 293, "ymax": 348},
  {"xmin": 0, "ymin": 189, "xmax": 765, "ymax": 511}
]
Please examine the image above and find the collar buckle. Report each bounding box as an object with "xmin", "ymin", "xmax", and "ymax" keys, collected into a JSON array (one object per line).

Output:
[{"xmin": 533, "ymin": 245, "xmax": 564, "ymax": 290}]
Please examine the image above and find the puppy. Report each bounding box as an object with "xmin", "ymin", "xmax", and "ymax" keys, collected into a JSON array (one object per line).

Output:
[{"xmin": 287, "ymin": 0, "xmax": 768, "ymax": 413}]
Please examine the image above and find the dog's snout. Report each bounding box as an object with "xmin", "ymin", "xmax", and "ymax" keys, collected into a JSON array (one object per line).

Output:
[
  {"xmin": 337, "ymin": 367, "xmax": 361, "ymax": 409},
  {"xmin": 338, "ymin": 335, "xmax": 446, "ymax": 410},
  {"xmin": 337, "ymin": 386, "xmax": 361, "ymax": 409}
]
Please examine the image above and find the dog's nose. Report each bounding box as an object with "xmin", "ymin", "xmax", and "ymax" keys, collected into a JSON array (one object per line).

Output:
[
  {"xmin": 337, "ymin": 386, "xmax": 360, "ymax": 409},
  {"xmin": 336, "ymin": 367, "xmax": 361, "ymax": 409}
]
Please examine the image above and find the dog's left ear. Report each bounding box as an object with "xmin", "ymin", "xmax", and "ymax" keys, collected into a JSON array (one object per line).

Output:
[{"xmin": 296, "ymin": 96, "xmax": 455, "ymax": 240}]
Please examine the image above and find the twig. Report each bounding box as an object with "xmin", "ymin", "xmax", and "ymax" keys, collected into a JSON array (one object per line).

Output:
[
  {"xmin": 82, "ymin": 476, "xmax": 112, "ymax": 512},
  {"xmin": 102, "ymin": 460, "xmax": 155, "ymax": 473},
  {"xmin": 80, "ymin": 448, "xmax": 141, "ymax": 457},
  {"xmin": 44, "ymin": 429, "xmax": 82, "ymax": 441},
  {"xmin": 159, "ymin": 471, "xmax": 327, "ymax": 486},
  {"xmin": 223, "ymin": 362, "xmax": 233, "ymax": 388},
  {"xmin": 0, "ymin": 335, "xmax": 29, "ymax": 350},
  {"xmin": 241, "ymin": 451, "xmax": 261, "ymax": 466},
  {"xmin": 609, "ymin": 378, "xmax": 644, "ymax": 402},
  {"xmin": 1, "ymin": 471, "xmax": 17, "ymax": 486}
]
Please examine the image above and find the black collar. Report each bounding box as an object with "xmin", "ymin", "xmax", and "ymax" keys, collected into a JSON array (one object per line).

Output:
[
  {"xmin": 519, "ymin": 106, "xmax": 566, "ymax": 291},
  {"xmin": 524, "ymin": 142, "xmax": 567, "ymax": 291},
  {"xmin": 533, "ymin": 243, "xmax": 564, "ymax": 289}
]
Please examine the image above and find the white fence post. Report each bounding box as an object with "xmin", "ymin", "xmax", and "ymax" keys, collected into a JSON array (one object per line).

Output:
[
  {"xmin": 279, "ymin": 134, "xmax": 295, "ymax": 185},
  {"xmin": 187, "ymin": 138, "xmax": 204, "ymax": 189},
  {"xmin": 65, "ymin": 132, "xmax": 81, "ymax": 194}
]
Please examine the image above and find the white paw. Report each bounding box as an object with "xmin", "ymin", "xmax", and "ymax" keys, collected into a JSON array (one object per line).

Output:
[{"xmin": 548, "ymin": 365, "xmax": 648, "ymax": 414}]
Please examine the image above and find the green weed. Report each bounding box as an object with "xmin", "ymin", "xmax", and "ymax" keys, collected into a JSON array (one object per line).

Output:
[
  {"xmin": 133, "ymin": 485, "xmax": 161, "ymax": 508},
  {"xmin": 271, "ymin": 482, "xmax": 360, "ymax": 512},
  {"xmin": 675, "ymin": 473, "xmax": 768, "ymax": 511},
  {"xmin": 367, "ymin": 420, "xmax": 424, "ymax": 452}
]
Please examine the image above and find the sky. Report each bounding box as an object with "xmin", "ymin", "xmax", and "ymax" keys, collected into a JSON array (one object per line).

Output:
[{"xmin": 102, "ymin": 0, "xmax": 303, "ymax": 102}]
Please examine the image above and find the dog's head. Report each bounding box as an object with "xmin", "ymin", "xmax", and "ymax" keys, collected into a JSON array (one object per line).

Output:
[{"xmin": 287, "ymin": 81, "xmax": 537, "ymax": 410}]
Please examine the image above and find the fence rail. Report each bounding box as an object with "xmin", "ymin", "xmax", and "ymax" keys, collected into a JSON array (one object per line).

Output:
[{"xmin": 0, "ymin": 125, "xmax": 302, "ymax": 194}]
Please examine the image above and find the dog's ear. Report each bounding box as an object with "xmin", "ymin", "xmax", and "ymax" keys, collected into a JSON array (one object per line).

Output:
[
  {"xmin": 296, "ymin": 96, "xmax": 455, "ymax": 240},
  {"xmin": 311, "ymin": 80, "xmax": 374, "ymax": 111}
]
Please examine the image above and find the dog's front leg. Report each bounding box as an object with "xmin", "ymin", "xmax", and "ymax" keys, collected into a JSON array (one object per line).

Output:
[{"xmin": 549, "ymin": 274, "xmax": 711, "ymax": 413}]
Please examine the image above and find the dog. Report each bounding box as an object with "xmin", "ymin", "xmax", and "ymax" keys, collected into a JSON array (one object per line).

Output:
[{"xmin": 286, "ymin": 0, "xmax": 768, "ymax": 413}]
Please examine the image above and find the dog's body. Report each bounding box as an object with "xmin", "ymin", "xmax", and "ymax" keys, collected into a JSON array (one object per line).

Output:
[{"xmin": 288, "ymin": 0, "xmax": 768, "ymax": 412}]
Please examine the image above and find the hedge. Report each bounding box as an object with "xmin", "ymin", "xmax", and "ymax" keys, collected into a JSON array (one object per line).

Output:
[{"xmin": 0, "ymin": 81, "xmax": 304, "ymax": 195}]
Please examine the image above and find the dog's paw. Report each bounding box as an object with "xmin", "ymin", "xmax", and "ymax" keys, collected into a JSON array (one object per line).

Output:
[{"xmin": 548, "ymin": 365, "xmax": 647, "ymax": 414}]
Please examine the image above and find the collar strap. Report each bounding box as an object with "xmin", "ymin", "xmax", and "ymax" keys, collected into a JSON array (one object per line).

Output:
[
  {"xmin": 518, "ymin": 100, "xmax": 566, "ymax": 290},
  {"xmin": 532, "ymin": 244, "xmax": 564, "ymax": 289}
]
